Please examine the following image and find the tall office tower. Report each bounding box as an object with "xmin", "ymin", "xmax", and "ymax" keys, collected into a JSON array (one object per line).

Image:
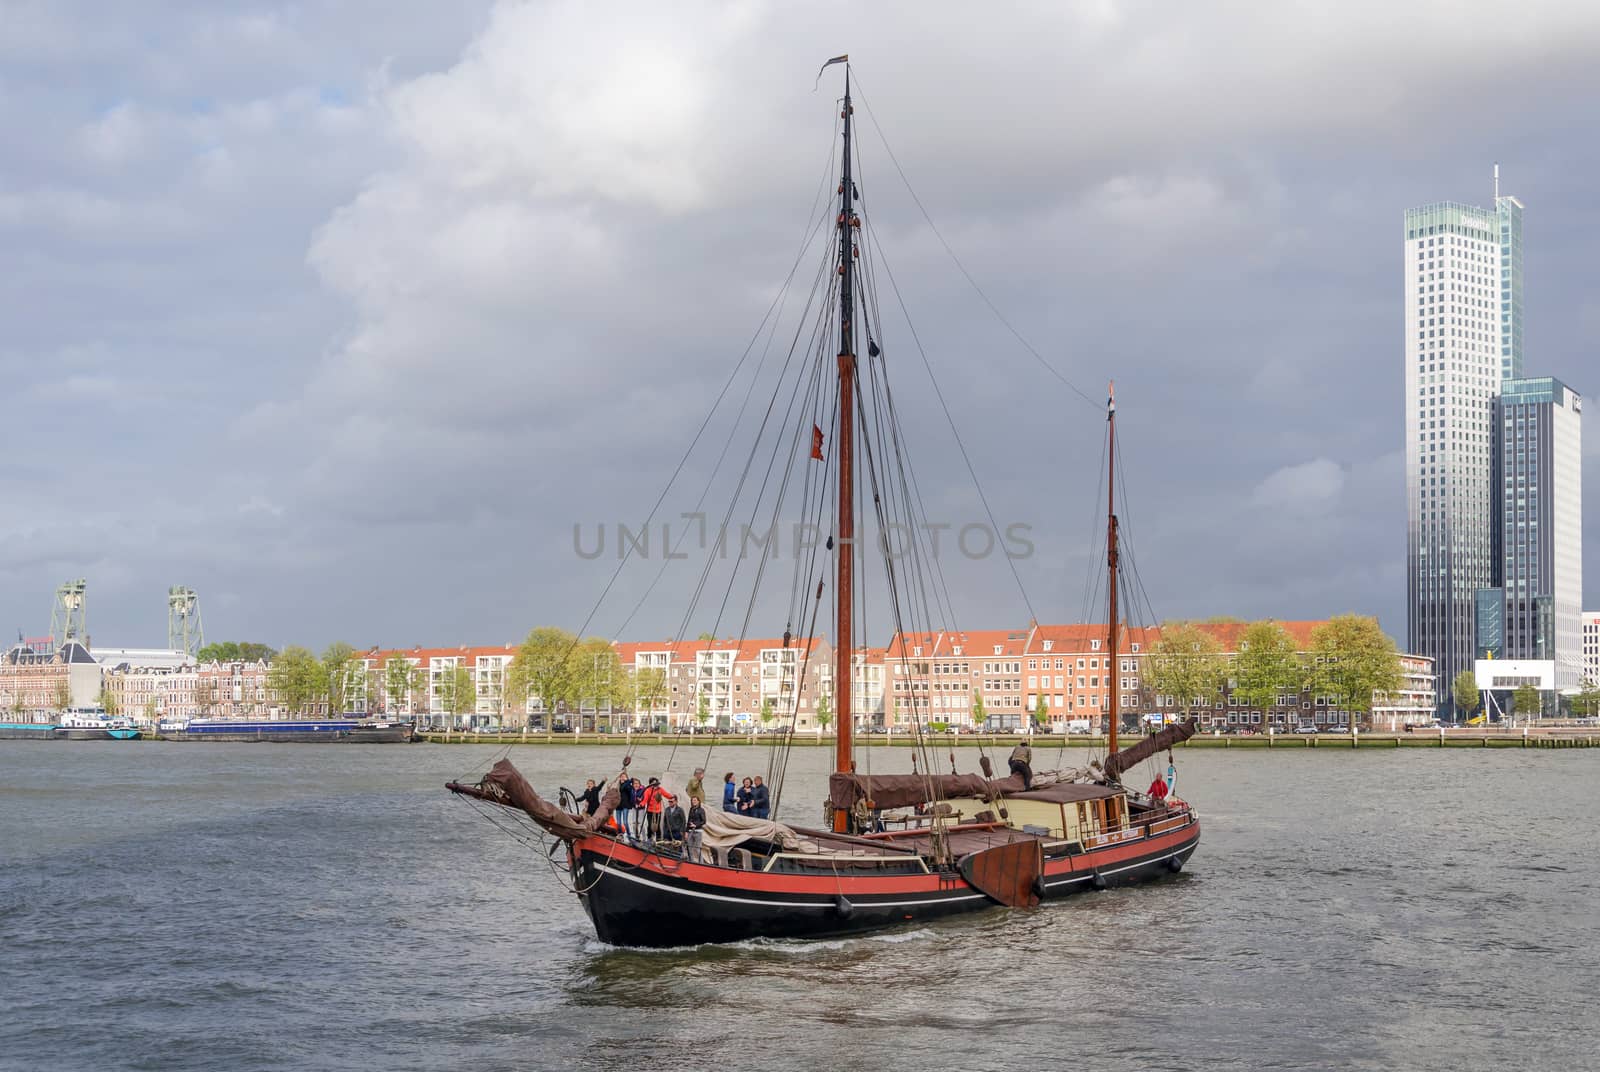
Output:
[
  {"xmin": 1498, "ymin": 377, "xmax": 1584, "ymax": 686},
  {"xmin": 1583, "ymin": 611, "xmax": 1600, "ymax": 687},
  {"xmin": 1404, "ymin": 195, "xmax": 1506, "ymax": 707},
  {"xmin": 1496, "ymin": 171, "xmax": 1525, "ymax": 380}
]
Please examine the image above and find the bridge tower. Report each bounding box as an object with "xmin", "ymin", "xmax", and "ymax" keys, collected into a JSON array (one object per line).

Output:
[
  {"xmin": 167, "ymin": 587, "xmax": 204, "ymax": 658},
  {"xmin": 50, "ymin": 579, "xmax": 88, "ymax": 647}
]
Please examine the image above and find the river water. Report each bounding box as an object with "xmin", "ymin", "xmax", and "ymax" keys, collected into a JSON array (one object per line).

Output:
[{"xmin": 2, "ymin": 741, "xmax": 1596, "ymax": 1071}]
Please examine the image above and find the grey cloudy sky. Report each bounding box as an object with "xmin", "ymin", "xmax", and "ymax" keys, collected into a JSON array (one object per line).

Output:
[{"xmin": 3, "ymin": 0, "xmax": 1597, "ymax": 652}]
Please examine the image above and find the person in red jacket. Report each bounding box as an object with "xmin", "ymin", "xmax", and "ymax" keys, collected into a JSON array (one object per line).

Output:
[
  {"xmin": 1147, "ymin": 773, "xmax": 1169, "ymax": 804},
  {"xmin": 642, "ymin": 777, "xmax": 666, "ymax": 839}
]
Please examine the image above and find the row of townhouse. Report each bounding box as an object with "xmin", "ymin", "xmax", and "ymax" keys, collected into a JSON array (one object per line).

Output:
[
  {"xmin": 6, "ymin": 619, "xmax": 1433, "ymax": 732},
  {"xmin": 346, "ymin": 645, "xmax": 516, "ymax": 726},
  {"xmin": 353, "ymin": 638, "xmax": 876, "ymax": 732},
  {"xmin": 880, "ymin": 621, "xmax": 1436, "ymax": 732},
  {"xmin": 303, "ymin": 621, "xmax": 1438, "ymax": 732},
  {"xmin": 102, "ymin": 660, "xmax": 276, "ymax": 723},
  {"xmin": 612, "ymin": 637, "xmax": 873, "ymax": 732}
]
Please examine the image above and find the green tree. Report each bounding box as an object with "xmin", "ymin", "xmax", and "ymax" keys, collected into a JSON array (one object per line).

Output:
[
  {"xmin": 1145, "ymin": 622, "xmax": 1227, "ymax": 719},
  {"xmin": 1232, "ymin": 620, "xmax": 1302, "ymax": 716},
  {"xmin": 321, "ymin": 642, "xmax": 359, "ymax": 716},
  {"xmin": 506, "ymin": 627, "xmax": 580, "ymax": 722},
  {"xmin": 437, "ymin": 664, "xmax": 476, "ymax": 725},
  {"xmin": 1512, "ymin": 684, "xmax": 1541, "ymax": 720},
  {"xmin": 98, "ymin": 687, "xmax": 119, "ymax": 717},
  {"xmin": 52, "ymin": 678, "xmax": 72, "ymax": 711},
  {"xmin": 631, "ymin": 665, "xmax": 667, "ymax": 720},
  {"xmin": 1571, "ymin": 686, "xmax": 1600, "ymax": 717},
  {"xmin": 267, "ymin": 646, "xmax": 322, "ymax": 714},
  {"xmin": 571, "ymin": 637, "xmax": 621, "ymax": 729},
  {"xmin": 1308, "ymin": 615, "xmax": 1402, "ymax": 722},
  {"xmin": 1452, "ymin": 670, "xmax": 1481, "ymax": 721},
  {"xmin": 759, "ymin": 697, "xmax": 776, "ymax": 732},
  {"xmin": 384, "ymin": 656, "xmax": 421, "ymax": 715},
  {"xmin": 198, "ymin": 641, "xmax": 276, "ymax": 664},
  {"xmin": 971, "ymin": 691, "xmax": 987, "ymax": 729},
  {"xmin": 1032, "ymin": 694, "xmax": 1049, "ymax": 729},
  {"xmin": 695, "ymin": 691, "xmax": 711, "ymax": 730},
  {"xmin": 815, "ymin": 692, "xmax": 832, "ymax": 734}
]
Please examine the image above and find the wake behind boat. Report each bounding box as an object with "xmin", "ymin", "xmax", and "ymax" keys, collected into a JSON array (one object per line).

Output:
[{"xmin": 448, "ymin": 59, "xmax": 1201, "ymax": 947}]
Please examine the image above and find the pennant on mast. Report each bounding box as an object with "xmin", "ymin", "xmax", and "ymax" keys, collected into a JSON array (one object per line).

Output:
[{"xmin": 814, "ymin": 53, "xmax": 849, "ymax": 89}]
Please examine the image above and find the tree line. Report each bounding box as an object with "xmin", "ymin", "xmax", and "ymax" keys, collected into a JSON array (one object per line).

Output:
[
  {"xmin": 1140, "ymin": 614, "xmax": 1404, "ymax": 720},
  {"xmin": 224, "ymin": 617, "xmax": 1411, "ymax": 722},
  {"xmin": 245, "ymin": 629, "xmax": 659, "ymax": 718}
]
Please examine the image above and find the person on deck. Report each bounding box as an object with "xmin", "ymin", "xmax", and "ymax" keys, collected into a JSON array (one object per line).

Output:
[
  {"xmin": 686, "ymin": 767, "xmax": 705, "ymax": 806},
  {"xmin": 615, "ymin": 772, "xmax": 637, "ymax": 839},
  {"xmin": 722, "ymin": 772, "xmax": 738, "ymax": 813},
  {"xmin": 1147, "ymin": 773, "xmax": 1169, "ymax": 805},
  {"xmin": 737, "ymin": 777, "xmax": 754, "ymax": 815},
  {"xmin": 642, "ymin": 777, "xmax": 666, "ymax": 838},
  {"xmin": 662, "ymin": 794, "xmax": 687, "ymax": 844},
  {"xmin": 750, "ymin": 775, "xmax": 770, "ymax": 820},
  {"xmin": 1008, "ymin": 742, "xmax": 1034, "ymax": 789},
  {"xmin": 575, "ymin": 778, "xmax": 606, "ymax": 816},
  {"xmin": 684, "ymin": 795, "xmax": 707, "ymax": 862}
]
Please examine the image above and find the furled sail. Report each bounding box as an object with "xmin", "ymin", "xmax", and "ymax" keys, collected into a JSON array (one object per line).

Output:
[
  {"xmin": 1101, "ymin": 717, "xmax": 1200, "ymax": 783},
  {"xmin": 448, "ymin": 759, "xmax": 618, "ymax": 841}
]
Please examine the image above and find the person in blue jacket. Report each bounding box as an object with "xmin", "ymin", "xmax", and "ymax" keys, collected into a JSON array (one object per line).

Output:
[
  {"xmin": 750, "ymin": 775, "xmax": 770, "ymax": 820},
  {"xmin": 722, "ymin": 771, "xmax": 738, "ymax": 813}
]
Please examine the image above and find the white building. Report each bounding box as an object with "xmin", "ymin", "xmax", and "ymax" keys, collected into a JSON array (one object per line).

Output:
[
  {"xmin": 1405, "ymin": 189, "xmax": 1517, "ymax": 707},
  {"xmin": 1372, "ymin": 654, "xmax": 1439, "ymax": 729},
  {"xmin": 1474, "ymin": 657, "xmax": 1556, "ymax": 718}
]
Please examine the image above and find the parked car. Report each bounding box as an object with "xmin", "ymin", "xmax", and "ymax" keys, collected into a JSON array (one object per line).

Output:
[{"xmin": 1293, "ymin": 724, "xmax": 1319, "ymax": 734}]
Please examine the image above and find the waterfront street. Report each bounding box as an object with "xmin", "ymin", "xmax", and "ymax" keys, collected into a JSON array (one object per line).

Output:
[{"xmin": 3, "ymin": 742, "xmax": 1597, "ymax": 1072}]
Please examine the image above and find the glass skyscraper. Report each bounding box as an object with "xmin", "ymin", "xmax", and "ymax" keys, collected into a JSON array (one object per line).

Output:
[
  {"xmin": 1406, "ymin": 178, "xmax": 1583, "ymax": 711},
  {"xmin": 1404, "ymin": 184, "xmax": 1523, "ymax": 708},
  {"xmin": 1497, "ymin": 376, "xmax": 1584, "ymax": 687}
]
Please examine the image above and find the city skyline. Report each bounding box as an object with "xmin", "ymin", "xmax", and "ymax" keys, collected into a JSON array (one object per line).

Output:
[{"xmin": 3, "ymin": 3, "xmax": 1599, "ymax": 651}]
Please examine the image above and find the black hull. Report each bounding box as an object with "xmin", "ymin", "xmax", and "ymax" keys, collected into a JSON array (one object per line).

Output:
[
  {"xmin": 572, "ymin": 824, "xmax": 1200, "ymax": 949},
  {"xmin": 0, "ymin": 726, "xmax": 59, "ymax": 740}
]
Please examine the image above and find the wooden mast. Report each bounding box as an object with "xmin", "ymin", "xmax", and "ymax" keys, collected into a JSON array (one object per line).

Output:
[
  {"xmin": 1106, "ymin": 382, "xmax": 1120, "ymax": 761},
  {"xmin": 832, "ymin": 67, "xmax": 857, "ymax": 832}
]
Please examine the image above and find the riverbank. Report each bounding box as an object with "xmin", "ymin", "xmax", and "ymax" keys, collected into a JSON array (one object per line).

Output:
[{"xmin": 414, "ymin": 729, "xmax": 1600, "ymax": 749}]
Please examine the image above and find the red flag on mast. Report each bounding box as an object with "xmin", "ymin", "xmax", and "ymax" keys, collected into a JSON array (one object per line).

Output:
[{"xmin": 810, "ymin": 424, "xmax": 824, "ymax": 460}]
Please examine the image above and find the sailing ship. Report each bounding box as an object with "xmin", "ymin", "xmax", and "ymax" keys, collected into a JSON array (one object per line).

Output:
[{"xmin": 449, "ymin": 60, "xmax": 1200, "ymax": 948}]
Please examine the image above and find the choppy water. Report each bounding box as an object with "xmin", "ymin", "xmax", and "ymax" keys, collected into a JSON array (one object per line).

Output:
[{"xmin": 2, "ymin": 741, "xmax": 1597, "ymax": 1071}]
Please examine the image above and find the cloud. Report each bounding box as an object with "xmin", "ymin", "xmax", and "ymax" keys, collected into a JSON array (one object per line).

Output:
[
  {"xmin": 1251, "ymin": 459, "xmax": 1347, "ymax": 515},
  {"xmin": 3, "ymin": 0, "xmax": 1600, "ymax": 650}
]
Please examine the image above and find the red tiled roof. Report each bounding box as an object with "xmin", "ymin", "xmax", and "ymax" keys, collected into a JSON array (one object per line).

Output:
[{"xmin": 356, "ymin": 644, "xmax": 517, "ymax": 667}]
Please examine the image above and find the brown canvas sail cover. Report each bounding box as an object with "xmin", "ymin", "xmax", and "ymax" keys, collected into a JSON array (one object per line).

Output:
[
  {"xmin": 447, "ymin": 759, "xmax": 619, "ymax": 841},
  {"xmin": 828, "ymin": 771, "xmax": 1030, "ymax": 812},
  {"xmin": 1101, "ymin": 717, "xmax": 1200, "ymax": 782}
]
